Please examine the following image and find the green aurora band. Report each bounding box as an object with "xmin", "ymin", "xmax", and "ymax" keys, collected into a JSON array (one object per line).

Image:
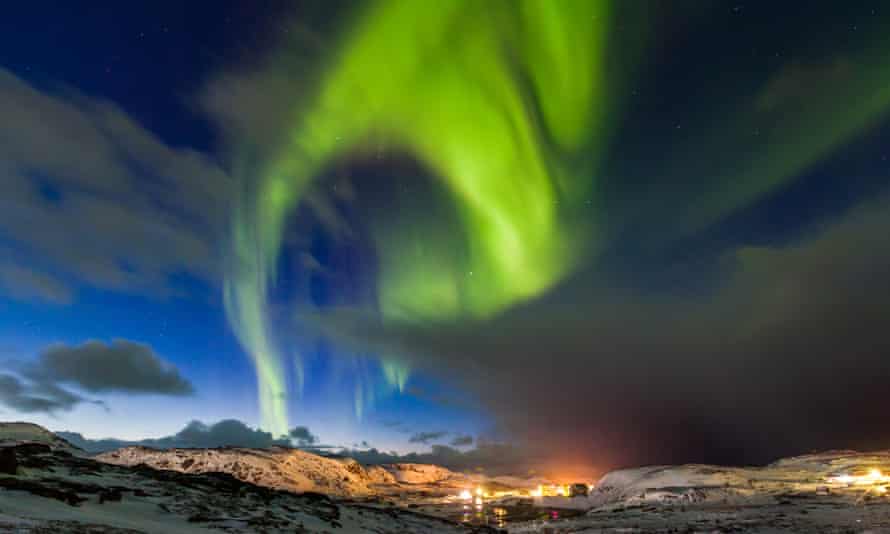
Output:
[
  {"xmin": 225, "ymin": 0, "xmax": 612, "ymax": 436},
  {"xmin": 224, "ymin": 1, "xmax": 890, "ymax": 436}
]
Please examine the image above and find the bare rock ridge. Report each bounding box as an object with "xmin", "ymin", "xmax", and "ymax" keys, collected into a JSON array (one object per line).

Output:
[
  {"xmin": 95, "ymin": 448, "xmax": 473, "ymax": 497},
  {"xmin": 97, "ymin": 445, "xmax": 404, "ymax": 497}
]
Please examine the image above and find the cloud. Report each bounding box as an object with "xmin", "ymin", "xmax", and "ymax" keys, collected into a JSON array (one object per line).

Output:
[
  {"xmin": 61, "ymin": 419, "xmax": 502, "ymax": 475},
  {"xmin": 59, "ymin": 419, "xmax": 299, "ymax": 454},
  {"xmin": 0, "ymin": 339, "xmax": 191, "ymax": 415},
  {"xmin": 289, "ymin": 425, "xmax": 319, "ymax": 446},
  {"xmin": 450, "ymin": 434, "xmax": 473, "ymax": 447},
  {"xmin": 168, "ymin": 420, "xmax": 288, "ymax": 449},
  {"xmin": 310, "ymin": 193, "xmax": 890, "ymax": 473},
  {"xmin": 0, "ymin": 262, "xmax": 72, "ymax": 304},
  {"xmin": 27, "ymin": 340, "xmax": 193, "ymax": 395},
  {"xmin": 332, "ymin": 442, "xmax": 532, "ymax": 476},
  {"xmin": 0, "ymin": 374, "xmax": 84, "ymax": 414},
  {"xmin": 408, "ymin": 431, "xmax": 448, "ymax": 444},
  {"xmin": 0, "ymin": 68, "xmax": 232, "ymax": 303},
  {"xmin": 379, "ymin": 420, "xmax": 403, "ymax": 429}
]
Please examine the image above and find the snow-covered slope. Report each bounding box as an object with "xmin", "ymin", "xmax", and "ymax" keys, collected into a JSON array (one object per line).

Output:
[
  {"xmin": 383, "ymin": 462, "xmax": 461, "ymax": 484},
  {"xmin": 365, "ymin": 463, "xmax": 398, "ymax": 485},
  {"xmin": 0, "ymin": 437, "xmax": 497, "ymax": 533},
  {"xmin": 96, "ymin": 447, "xmax": 478, "ymax": 496},
  {"xmin": 582, "ymin": 449, "xmax": 890, "ymax": 508},
  {"xmin": 0, "ymin": 422, "xmax": 81, "ymax": 453},
  {"xmin": 97, "ymin": 445, "xmax": 392, "ymax": 497},
  {"xmin": 511, "ymin": 450, "xmax": 890, "ymax": 532}
]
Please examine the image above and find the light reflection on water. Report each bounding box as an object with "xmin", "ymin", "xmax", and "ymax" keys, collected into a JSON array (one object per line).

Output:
[{"xmin": 459, "ymin": 499, "xmax": 572, "ymax": 528}]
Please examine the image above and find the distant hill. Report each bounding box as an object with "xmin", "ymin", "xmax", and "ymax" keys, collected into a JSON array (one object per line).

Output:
[
  {"xmin": 0, "ymin": 421, "xmax": 81, "ymax": 452},
  {"xmin": 97, "ymin": 445, "xmax": 398, "ymax": 497}
]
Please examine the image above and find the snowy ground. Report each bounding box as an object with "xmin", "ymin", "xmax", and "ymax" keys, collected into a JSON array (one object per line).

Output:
[
  {"xmin": 505, "ymin": 451, "xmax": 890, "ymax": 532},
  {"xmin": 0, "ymin": 424, "xmax": 499, "ymax": 533},
  {"xmin": 97, "ymin": 445, "xmax": 394, "ymax": 497},
  {"xmin": 339, "ymin": 451, "xmax": 890, "ymax": 532},
  {"xmin": 4, "ymin": 422, "xmax": 890, "ymax": 532}
]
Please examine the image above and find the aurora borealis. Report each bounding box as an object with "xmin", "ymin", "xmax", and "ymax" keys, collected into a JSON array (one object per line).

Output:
[
  {"xmin": 3, "ymin": 0, "xmax": 890, "ymax": 474},
  {"xmin": 224, "ymin": 0, "xmax": 890, "ymax": 438},
  {"xmin": 225, "ymin": 0, "xmax": 615, "ymax": 436}
]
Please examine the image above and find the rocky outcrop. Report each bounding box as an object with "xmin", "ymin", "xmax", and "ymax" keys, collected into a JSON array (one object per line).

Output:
[{"xmin": 0, "ymin": 446, "xmax": 17, "ymax": 474}]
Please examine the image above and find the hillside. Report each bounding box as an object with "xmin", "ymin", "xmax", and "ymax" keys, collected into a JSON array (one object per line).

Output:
[
  {"xmin": 0, "ymin": 428, "xmax": 497, "ymax": 533},
  {"xmin": 512, "ymin": 450, "xmax": 890, "ymax": 532},
  {"xmin": 385, "ymin": 462, "xmax": 463, "ymax": 484},
  {"xmin": 0, "ymin": 422, "xmax": 81, "ymax": 452},
  {"xmin": 97, "ymin": 446, "xmax": 390, "ymax": 497}
]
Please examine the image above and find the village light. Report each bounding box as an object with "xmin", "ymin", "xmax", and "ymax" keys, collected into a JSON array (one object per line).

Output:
[{"xmin": 828, "ymin": 468, "xmax": 890, "ymax": 487}]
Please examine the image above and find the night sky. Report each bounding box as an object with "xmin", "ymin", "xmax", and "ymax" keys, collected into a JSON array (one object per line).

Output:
[{"xmin": 1, "ymin": 1, "xmax": 889, "ymax": 479}]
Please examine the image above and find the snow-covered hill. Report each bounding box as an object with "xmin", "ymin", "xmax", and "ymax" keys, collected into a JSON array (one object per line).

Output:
[
  {"xmin": 97, "ymin": 445, "xmax": 391, "ymax": 497},
  {"xmin": 0, "ymin": 431, "xmax": 498, "ymax": 533},
  {"xmin": 7, "ymin": 422, "xmax": 890, "ymax": 532},
  {"xmin": 384, "ymin": 462, "xmax": 462, "ymax": 484},
  {"xmin": 511, "ymin": 450, "xmax": 890, "ymax": 532},
  {"xmin": 96, "ymin": 447, "xmax": 479, "ymax": 496},
  {"xmin": 577, "ymin": 449, "xmax": 890, "ymax": 509}
]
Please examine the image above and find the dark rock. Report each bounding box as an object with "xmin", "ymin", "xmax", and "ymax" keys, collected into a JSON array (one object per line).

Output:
[
  {"xmin": 0, "ymin": 447, "xmax": 17, "ymax": 475},
  {"xmin": 0, "ymin": 476, "xmax": 86, "ymax": 506},
  {"xmin": 50, "ymin": 478, "xmax": 104, "ymax": 494},
  {"xmin": 99, "ymin": 488, "xmax": 123, "ymax": 503},
  {"xmin": 13, "ymin": 443, "xmax": 52, "ymax": 455}
]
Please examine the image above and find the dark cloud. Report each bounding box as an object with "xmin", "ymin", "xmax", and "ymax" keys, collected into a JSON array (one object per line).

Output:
[
  {"xmin": 0, "ymin": 375, "xmax": 84, "ymax": 414},
  {"xmin": 333, "ymin": 442, "xmax": 531, "ymax": 476},
  {"xmin": 27, "ymin": 340, "xmax": 193, "ymax": 395},
  {"xmin": 289, "ymin": 425, "xmax": 319, "ymax": 446},
  {"xmin": 408, "ymin": 431, "xmax": 448, "ymax": 444},
  {"xmin": 0, "ymin": 69, "xmax": 232, "ymax": 303},
  {"xmin": 311, "ymin": 195, "xmax": 890, "ymax": 474},
  {"xmin": 0, "ymin": 262, "xmax": 72, "ymax": 304},
  {"xmin": 0, "ymin": 340, "xmax": 191, "ymax": 415},
  {"xmin": 450, "ymin": 434, "xmax": 473, "ymax": 447},
  {"xmin": 59, "ymin": 419, "xmax": 299, "ymax": 454},
  {"xmin": 168, "ymin": 420, "xmax": 289, "ymax": 449},
  {"xmin": 63, "ymin": 419, "xmax": 506, "ymax": 475}
]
